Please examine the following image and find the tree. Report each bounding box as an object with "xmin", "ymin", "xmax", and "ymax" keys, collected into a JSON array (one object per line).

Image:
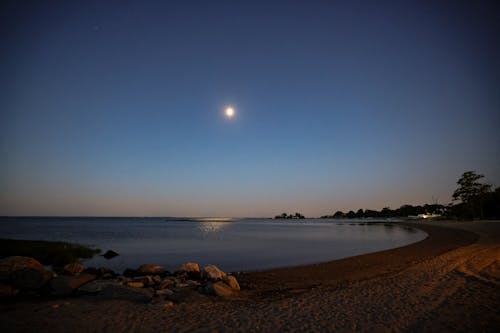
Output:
[
  {"xmin": 452, "ymin": 171, "xmax": 491, "ymax": 219},
  {"xmin": 333, "ymin": 211, "xmax": 344, "ymax": 218}
]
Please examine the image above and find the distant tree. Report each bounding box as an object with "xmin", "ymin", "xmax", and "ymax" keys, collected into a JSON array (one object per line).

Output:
[
  {"xmin": 355, "ymin": 209, "xmax": 364, "ymax": 218},
  {"xmin": 452, "ymin": 171, "xmax": 491, "ymax": 219},
  {"xmin": 294, "ymin": 212, "xmax": 305, "ymax": 219},
  {"xmin": 364, "ymin": 209, "xmax": 379, "ymax": 218},
  {"xmin": 381, "ymin": 207, "xmax": 392, "ymax": 218},
  {"xmin": 333, "ymin": 211, "xmax": 344, "ymax": 218},
  {"xmin": 346, "ymin": 210, "xmax": 356, "ymax": 218}
]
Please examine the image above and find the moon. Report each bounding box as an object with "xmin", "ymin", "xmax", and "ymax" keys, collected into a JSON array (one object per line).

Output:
[{"xmin": 225, "ymin": 107, "xmax": 235, "ymax": 118}]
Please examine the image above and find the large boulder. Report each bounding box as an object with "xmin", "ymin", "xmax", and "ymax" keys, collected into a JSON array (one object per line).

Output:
[
  {"xmin": 50, "ymin": 273, "xmax": 96, "ymax": 296},
  {"xmin": 177, "ymin": 262, "xmax": 200, "ymax": 274},
  {"xmin": 137, "ymin": 264, "xmax": 166, "ymax": 275},
  {"xmin": 132, "ymin": 275, "xmax": 154, "ymax": 286},
  {"xmin": 63, "ymin": 262, "xmax": 85, "ymax": 275},
  {"xmin": 0, "ymin": 256, "xmax": 53, "ymax": 290},
  {"xmin": 206, "ymin": 281, "xmax": 235, "ymax": 297},
  {"xmin": 202, "ymin": 264, "xmax": 227, "ymax": 281},
  {"xmin": 224, "ymin": 275, "xmax": 240, "ymax": 291},
  {"xmin": 159, "ymin": 278, "xmax": 175, "ymax": 290},
  {"xmin": 11, "ymin": 268, "xmax": 53, "ymax": 290},
  {"xmin": 0, "ymin": 256, "xmax": 44, "ymax": 281},
  {"xmin": 102, "ymin": 250, "xmax": 119, "ymax": 259}
]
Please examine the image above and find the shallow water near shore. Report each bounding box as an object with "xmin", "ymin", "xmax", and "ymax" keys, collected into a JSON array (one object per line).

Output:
[{"xmin": 0, "ymin": 217, "xmax": 426, "ymax": 272}]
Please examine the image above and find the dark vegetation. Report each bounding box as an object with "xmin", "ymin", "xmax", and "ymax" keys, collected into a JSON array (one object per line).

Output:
[
  {"xmin": 321, "ymin": 171, "xmax": 500, "ymax": 220},
  {"xmin": 0, "ymin": 239, "xmax": 100, "ymax": 268},
  {"xmin": 275, "ymin": 212, "xmax": 305, "ymax": 219}
]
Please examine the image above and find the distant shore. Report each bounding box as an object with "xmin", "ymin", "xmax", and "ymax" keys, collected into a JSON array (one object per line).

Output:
[{"xmin": 1, "ymin": 220, "xmax": 499, "ymax": 332}]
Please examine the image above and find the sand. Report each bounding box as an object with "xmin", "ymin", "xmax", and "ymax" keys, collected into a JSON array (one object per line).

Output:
[{"xmin": 1, "ymin": 221, "xmax": 499, "ymax": 332}]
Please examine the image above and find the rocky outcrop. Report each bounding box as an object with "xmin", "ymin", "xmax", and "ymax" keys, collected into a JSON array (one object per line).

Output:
[
  {"xmin": 2, "ymin": 257, "xmax": 240, "ymax": 302},
  {"xmin": 0, "ymin": 256, "xmax": 53, "ymax": 290},
  {"xmin": 178, "ymin": 262, "xmax": 201, "ymax": 274},
  {"xmin": 63, "ymin": 262, "xmax": 85, "ymax": 275},
  {"xmin": 202, "ymin": 264, "xmax": 227, "ymax": 281},
  {"xmin": 11, "ymin": 268, "xmax": 53, "ymax": 290},
  {"xmin": 224, "ymin": 275, "xmax": 240, "ymax": 291},
  {"xmin": 137, "ymin": 264, "xmax": 166, "ymax": 275},
  {"xmin": 0, "ymin": 256, "xmax": 44, "ymax": 280},
  {"xmin": 206, "ymin": 281, "xmax": 235, "ymax": 297},
  {"xmin": 101, "ymin": 250, "xmax": 119, "ymax": 259}
]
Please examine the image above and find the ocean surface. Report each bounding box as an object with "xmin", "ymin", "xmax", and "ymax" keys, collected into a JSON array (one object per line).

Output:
[{"xmin": 0, "ymin": 217, "xmax": 426, "ymax": 273}]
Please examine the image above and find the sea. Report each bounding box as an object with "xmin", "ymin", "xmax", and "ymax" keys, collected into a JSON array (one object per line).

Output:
[{"xmin": 0, "ymin": 217, "xmax": 426, "ymax": 273}]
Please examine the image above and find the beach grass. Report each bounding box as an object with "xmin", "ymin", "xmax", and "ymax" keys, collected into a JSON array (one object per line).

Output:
[{"xmin": 0, "ymin": 238, "xmax": 100, "ymax": 268}]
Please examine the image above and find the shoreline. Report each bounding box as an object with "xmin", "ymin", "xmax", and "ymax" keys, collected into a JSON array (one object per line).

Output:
[
  {"xmin": 1, "ymin": 221, "xmax": 499, "ymax": 332},
  {"xmin": 235, "ymin": 222, "xmax": 479, "ymax": 294}
]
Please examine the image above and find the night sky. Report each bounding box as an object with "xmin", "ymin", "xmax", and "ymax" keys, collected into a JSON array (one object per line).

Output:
[{"xmin": 1, "ymin": 1, "xmax": 499, "ymax": 217}]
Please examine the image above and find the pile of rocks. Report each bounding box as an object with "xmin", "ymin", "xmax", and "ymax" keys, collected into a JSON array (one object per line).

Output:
[{"xmin": 0, "ymin": 256, "xmax": 240, "ymax": 305}]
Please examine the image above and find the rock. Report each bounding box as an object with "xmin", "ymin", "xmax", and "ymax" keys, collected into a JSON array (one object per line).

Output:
[
  {"xmin": 97, "ymin": 267, "xmax": 115, "ymax": 279},
  {"xmin": 186, "ymin": 280, "xmax": 201, "ymax": 287},
  {"xmin": 63, "ymin": 262, "xmax": 85, "ymax": 275},
  {"xmin": 202, "ymin": 264, "xmax": 227, "ymax": 281},
  {"xmin": 77, "ymin": 280, "xmax": 119, "ymax": 294},
  {"xmin": 224, "ymin": 275, "xmax": 240, "ymax": 291},
  {"xmin": 97, "ymin": 284, "xmax": 153, "ymax": 303},
  {"xmin": 11, "ymin": 268, "xmax": 54, "ymax": 290},
  {"xmin": 133, "ymin": 275, "xmax": 153, "ymax": 286},
  {"xmin": 177, "ymin": 262, "xmax": 201, "ymax": 280},
  {"xmin": 0, "ymin": 282, "xmax": 18, "ymax": 297},
  {"xmin": 50, "ymin": 273, "xmax": 96, "ymax": 296},
  {"xmin": 137, "ymin": 264, "xmax": 166, "ymax": 275},
  {"xmin": 0, "ymin": 256, "xmax": 44, "ymax": 281},
  {"xmin": 155, "ymin": 288, "xmax": 174, "ymax": 297},
  {"xmin": 178, "ymin": 262, "xmax": 200, "ymax": 274},
  {"xmin": 152, "ymin": 275, "xmax": 161, "ymax": 283},
  {"xmin": 102, "ymin": 250, "xmax": 119, "ymax": 259},
  {"xmin": 206, "ymin": 281, "xmax": 234, "ymax": 297},
  {"xmin": 126, "ymin": 281, "xmax": 144, "ymax": 288},
  {"xmin": 159, "ymin": 278, "xmax": 175, "ymax": 289}
]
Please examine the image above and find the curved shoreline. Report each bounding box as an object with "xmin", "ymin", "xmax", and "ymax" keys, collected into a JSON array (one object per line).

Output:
[
  {"xmin": 235, "ymin": 222, "xmax": 479, "ymax": 295},
  {"xmin": 2, "ymin": 221, "xmax": 498, "ymax": 333}
]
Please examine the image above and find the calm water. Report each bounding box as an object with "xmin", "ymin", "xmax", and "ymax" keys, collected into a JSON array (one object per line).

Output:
[{"xmin": 0, "ymin": 217, "xmax": 426, "ymax": 272}]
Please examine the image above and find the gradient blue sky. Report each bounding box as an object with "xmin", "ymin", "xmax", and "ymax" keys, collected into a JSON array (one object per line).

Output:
[{"xmin": 1, "ymin": 1, "xmax": 499, "ymax": 217}]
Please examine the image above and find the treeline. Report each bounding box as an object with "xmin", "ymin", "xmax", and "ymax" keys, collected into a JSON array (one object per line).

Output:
[
  {"xmin": 321, "ymin": 204, "xmax": 445, "ymax": 219},
  {"xmin": 275, "ymin": 212, "xmax": 305, "ymax": 219},
  {"xmin": 321, "ymin": 171, "xmax": 500, "ymax": 220}
]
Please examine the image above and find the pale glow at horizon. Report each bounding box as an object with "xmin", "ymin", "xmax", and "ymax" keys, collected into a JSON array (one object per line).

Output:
[{"xmin": 225, "ymin": 107, "xmax": 235, "ymax": 118}]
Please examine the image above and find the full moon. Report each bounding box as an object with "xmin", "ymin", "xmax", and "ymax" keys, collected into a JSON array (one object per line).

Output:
[{"xmin": 225, "ymin": 107, "xmax": 235, "ymax": 118}]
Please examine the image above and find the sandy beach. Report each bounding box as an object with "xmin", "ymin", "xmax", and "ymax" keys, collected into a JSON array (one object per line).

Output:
[{"xmin": 1, "ymin": 221, "xmax": 499, "ymax": 332}]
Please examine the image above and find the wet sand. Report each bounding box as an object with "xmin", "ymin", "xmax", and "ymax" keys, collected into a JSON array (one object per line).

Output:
[{"xmin": 1, "ymin": 221, "xmax": 499, "ymax": 332}]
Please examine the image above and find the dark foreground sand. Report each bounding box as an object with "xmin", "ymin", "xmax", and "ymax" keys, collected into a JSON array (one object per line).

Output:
[{"xmin": 1, "ymin": 221, "xmax": 499, "ymax": 332}]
